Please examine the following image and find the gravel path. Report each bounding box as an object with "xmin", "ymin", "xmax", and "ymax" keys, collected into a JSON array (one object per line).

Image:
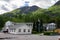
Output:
[{"xmin": 0, "ymin": 33, "xmax": 60, "ymax": 40}]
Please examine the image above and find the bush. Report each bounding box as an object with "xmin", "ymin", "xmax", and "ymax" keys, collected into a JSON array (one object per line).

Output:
[
  {"xmin": 44, "ymin": 32, "xmax": 56, "ymax": 35},
  {"xmin": 32, "ymin": 31, "xmax": 38, "ymax": 34},
  {"xmin": 44, "ymin": 32, "xmax": 51, "ymax": 35}
]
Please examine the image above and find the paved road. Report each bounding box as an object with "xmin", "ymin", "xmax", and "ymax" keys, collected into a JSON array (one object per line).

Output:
[{"xmin": 0, "ymin": 33, "xmax": 60, "ymax": 40}]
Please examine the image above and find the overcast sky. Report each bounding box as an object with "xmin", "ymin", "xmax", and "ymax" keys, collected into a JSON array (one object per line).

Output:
[{"xmin": 0, "ymin": 0, "xmax": 59, "ymax": 14}]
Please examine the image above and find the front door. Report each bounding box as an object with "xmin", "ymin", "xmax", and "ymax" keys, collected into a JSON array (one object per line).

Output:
[{"xmin": 6, "ymin": 29, "xmax": 8, "ymax": 33}]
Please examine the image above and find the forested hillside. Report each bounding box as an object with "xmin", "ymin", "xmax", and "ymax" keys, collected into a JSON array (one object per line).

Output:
[{"xmin": 0, "ymin": 1, "xmax": 60, "ymax": 30}]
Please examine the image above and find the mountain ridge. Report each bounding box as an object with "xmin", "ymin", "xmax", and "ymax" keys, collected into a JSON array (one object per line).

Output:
[
  {"xmin": 2, "ymin": 5, "xmax": 40, "ymax": 17},
  {"xmin": 20, "ymin": 6, "xmax": 39, "ymax": 14},
  {"xmin": 54, "ymin": 1, "xmax": 60, "ymax": 5},
  {"xmin": 0, "ymin": 0, "xmax": 59, "ymax": 14}
]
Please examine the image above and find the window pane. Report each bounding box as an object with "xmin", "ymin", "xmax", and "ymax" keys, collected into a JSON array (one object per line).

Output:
[
  {"xmin": 14, "ymin": 29, "xmax": 16, "ymax": 32},
  {"xmin": 19, "ymin": 29, "xmax": 21, "ymax": 32},
  {"xmin": 28, "ymin": 29, "xmax": 30, "ymax": 32},
  {"xmin": 10, "ymin": 28, "xmax": 16, "ymax": 32},
  {"xmin": 24, "ymin": 29, "xmax": 26, "ymax": 32},
  {"xmin": 10, "ymin": 29, "xmax": 13, "ymax": 32}
]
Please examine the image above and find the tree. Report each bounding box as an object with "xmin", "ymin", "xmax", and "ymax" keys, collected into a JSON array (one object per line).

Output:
[
  {"xmin": 48, "ymin": 5, "xmax": 60, "ymax": 28},
  {"xmin": 0, "ymin": 15, "xmax": 5, "ymax": 30},
  {"xmin": 55, "ymin": 16, "xmax": 60, "ymax": 28}
]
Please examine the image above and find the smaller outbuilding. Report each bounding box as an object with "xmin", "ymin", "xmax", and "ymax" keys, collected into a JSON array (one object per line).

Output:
[{"xmin": 46, "ymin": 23, "xmax": 56, "ymax": 31}]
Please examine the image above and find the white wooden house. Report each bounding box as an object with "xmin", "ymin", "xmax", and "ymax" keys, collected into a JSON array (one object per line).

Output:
[{"xmin": 2, "ymin": 21, "xmax": 33, "ymax": 34}]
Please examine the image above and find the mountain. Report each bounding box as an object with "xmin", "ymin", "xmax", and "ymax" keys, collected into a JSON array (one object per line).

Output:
[
  {"xmin": 2, "ymin": 6, "xmax": 39, "ymax": 17},
  {"xmin": 0, "ymin": 0, "xmax": 59, "ymax": 14},
  {"xmin": 54, "ymin": 1, "xmax": 60, "ymax": 5},
  {"xmin": 20, "ymin": 6, "xmax": 39, "ymax": 14}
]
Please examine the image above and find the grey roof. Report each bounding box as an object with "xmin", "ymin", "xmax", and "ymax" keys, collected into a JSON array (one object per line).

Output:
[
  {"xmin": 47, "ymin": 23, "xmax": 56, "ymax": 25},
  {"xmin": 43, "ymin": 23, "xmax": 56, "ymax": 27},
  {"xmin": 8, "ymin": 23, "xmax": 33, "ymax": 29},
  {"xmin": 9, "ymin": 24, "xmax": 25, "ymax": 28}
]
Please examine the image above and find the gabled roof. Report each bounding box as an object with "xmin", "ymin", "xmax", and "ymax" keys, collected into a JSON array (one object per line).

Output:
[
  {"xmin": 48, "ymin": 23, "xmax": 56, "ymax": 25},
  {"xmin": 5, "ymin": 21, "xmax": 12, "ymax": 26},
  {"xmin": 7, "ymin": 23, "xmax": 33, "ymax": 28},
  {"xmin": 5, "ymin": 21, "xmax": 33, "ymax": 29},
  {"xmin": 9, "ymin": 24, "xmax": 27, "ymax": 28}
]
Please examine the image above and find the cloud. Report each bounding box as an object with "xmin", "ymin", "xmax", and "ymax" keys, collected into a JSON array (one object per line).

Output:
[
  {"xmin": 0, "ymin": 0, "xmax": 24, "ymax": 14},
  {"xmin": 0, "ymin": 0, "xmax": 59, "ymax": 14},
  {"xmin": 30, "ymin": 0, "xmax": 59, "ymax": 8},
  {"xmin": 23, "ymin": 0, "xmax": 59, "ymax": 8}
]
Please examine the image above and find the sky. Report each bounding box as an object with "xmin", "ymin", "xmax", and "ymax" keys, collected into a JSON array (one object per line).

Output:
[{"xmin": 0, "ymin": 0, "xmax": 59, "ymax": 14}]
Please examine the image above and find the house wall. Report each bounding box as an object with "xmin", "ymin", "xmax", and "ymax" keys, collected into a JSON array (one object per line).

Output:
[
  {"xmin": 16, "ymin": 28, "xmax": 32, "ymax": 34},
  {"xmin": 46, "ymin": 24, "xmax": 56, "ymax": 31},
  {"xmin": 3, "ymin": 21, "xmax": 33, "ymax": 34},
  {"xmin": 8, "ymin": 28, "xmax": 17, "ymax": 34},
  {"xmin": 8, "ymin": 24, "xmax": 33, "ymax": 34},
  {"xmin": 17, "ymin": 25, "xmax": 32, "ymax": 34}
]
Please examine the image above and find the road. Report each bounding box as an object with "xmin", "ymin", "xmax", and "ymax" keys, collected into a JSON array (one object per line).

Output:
[{"xmin": 0, "ymin": 33, "xmax": 60, "ymax": 40}]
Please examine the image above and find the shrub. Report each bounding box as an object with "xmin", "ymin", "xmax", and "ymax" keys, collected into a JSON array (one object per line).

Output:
[
  {"xmin": 32, "ymin": 31, "xmax": 38, "ymax": 34},
  {"xmin": 44, "ymin": 32, "xmax": 51, "ymax": 35},
  {"xmin": 44, "ymin": 32, "xmax": 57, "ymax": 35}
]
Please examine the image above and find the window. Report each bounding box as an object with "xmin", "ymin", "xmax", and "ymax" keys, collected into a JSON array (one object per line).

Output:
[
  {"xmin": 14, "ymin": 29, "xmax": 16, "ymax": 32},
  {"xmin": 28, "ymin": 29, "xmax": 30, "ymax": 32},
  {"xmin": 10, "ymin": 29, "xmax": 13, "ymax": 32},
  {"xmin": 24, "ymin": 29, "xmax": 26, "ymax": 32},
  {"xmin": 19, "ymin": 29, "xmax": 21, "ymax": 32},
  {"xmin": 10, "ymin": 28, "xmax": 16, "ymax": 32},
  {"xmin": 26, "ymin": 24, "xmax": 32, "ymax": 26}
]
